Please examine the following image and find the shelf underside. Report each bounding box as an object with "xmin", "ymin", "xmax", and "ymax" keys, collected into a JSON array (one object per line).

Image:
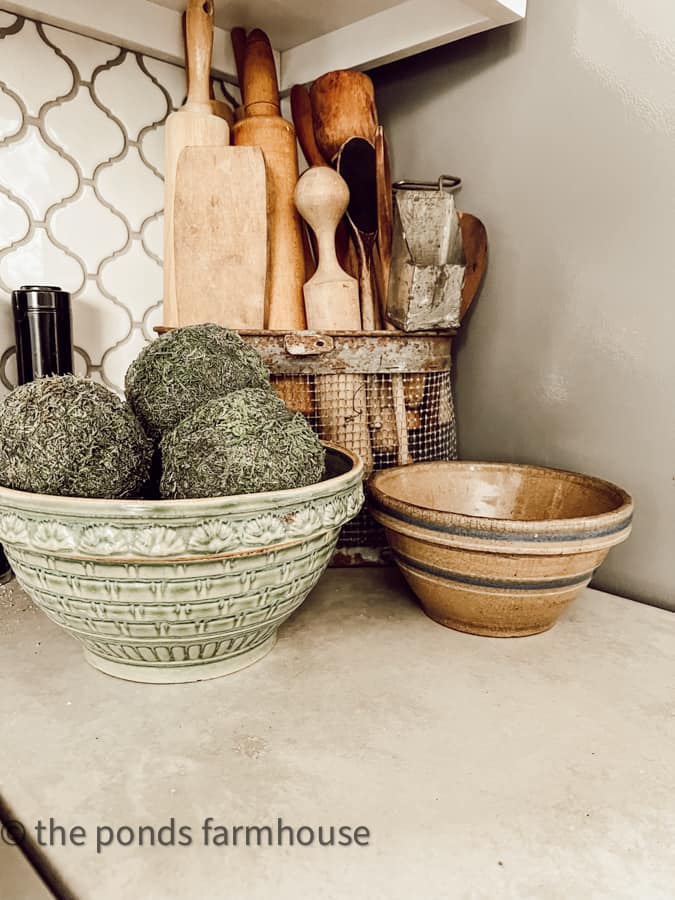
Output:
[{"xmin": 2, "ymin": 0, "xmax": 526, "ymax": 89}]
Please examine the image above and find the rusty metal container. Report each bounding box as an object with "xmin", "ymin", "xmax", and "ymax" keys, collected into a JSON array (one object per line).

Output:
[{"xmin": 237, "ymin": 330, "xmax": 457, "ymax": 565}]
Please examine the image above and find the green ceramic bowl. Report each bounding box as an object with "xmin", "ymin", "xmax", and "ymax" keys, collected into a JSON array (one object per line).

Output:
[{"xmin": 0, "ymin": 444, "xmax": 363, "ymax": 683}]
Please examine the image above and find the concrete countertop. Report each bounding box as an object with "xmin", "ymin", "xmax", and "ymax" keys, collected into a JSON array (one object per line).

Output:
[{"xmin": 0, "ymin": 569, "xmax": 674, "ymax": 900}]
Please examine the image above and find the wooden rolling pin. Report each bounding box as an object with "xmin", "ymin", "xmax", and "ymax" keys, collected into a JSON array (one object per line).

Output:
[
  {"xmin": 163, "ymin": 0, "xmax": 229, "ymax": 327},
  {"xmin": 295, "ymin": 166, "xmax": 373, "ymax": 474},
  {"xmin": 233, "ymin": 30, "xmax": 306, "ymax": 330}
]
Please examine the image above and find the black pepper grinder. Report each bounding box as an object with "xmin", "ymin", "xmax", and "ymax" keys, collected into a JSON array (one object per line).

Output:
[
  {"xmin": 12, "ymin": 285, "xmax": 74, "ymax": 384},
  {"xmin": 0, "ymin": 286, "xmax": 74, "ymax": 584}
]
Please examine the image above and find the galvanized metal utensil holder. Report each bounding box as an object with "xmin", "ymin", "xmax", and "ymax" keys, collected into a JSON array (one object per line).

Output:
[{"xmin": 388, "ymin": 176, "xmax": 465, "ymax": 332}]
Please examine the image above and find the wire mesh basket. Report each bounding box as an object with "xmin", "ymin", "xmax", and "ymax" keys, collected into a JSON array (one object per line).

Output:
[{"xmin": 239, "ymin": 330, "xmax": 457, "ymax": 565}]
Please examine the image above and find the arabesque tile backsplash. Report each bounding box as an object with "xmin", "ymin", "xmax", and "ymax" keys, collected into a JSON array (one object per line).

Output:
[{"xmin": 0, "ymin": 10, "xmax": 232, "ymax": 395}]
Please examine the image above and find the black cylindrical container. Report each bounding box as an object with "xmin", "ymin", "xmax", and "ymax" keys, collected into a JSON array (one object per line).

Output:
[{"xmin": 12, "ymin": 285, "xmax": 73, "ymax": 385}]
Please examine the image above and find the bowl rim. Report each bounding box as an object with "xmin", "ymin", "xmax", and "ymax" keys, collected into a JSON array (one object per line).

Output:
[
  {"xmin": 369, "ymin": 460, "xmax": 633, "ymax": 536},
  {"xmin": 0, "ymin": 442, "xmax": 363, "ymax": 517}
]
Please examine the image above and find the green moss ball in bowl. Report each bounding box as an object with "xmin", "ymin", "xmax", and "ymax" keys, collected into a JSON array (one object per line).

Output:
[
  {"xmin": 160, "ymin": 388, "xmax": 326, "ymax": 500},
  {"xmin": 0, "ymin": 375, "xmax": 152, "ymax": 499},
  {"xmin": 125, "ymin": 323, "xmax": 271, "ymax": 439}
]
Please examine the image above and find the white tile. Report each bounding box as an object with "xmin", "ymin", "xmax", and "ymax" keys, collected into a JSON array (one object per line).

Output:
[
  {"xmin": 72, "ymin": 280, "xmax": 132, "ymax": 366},
  {"xmin": 141, "ymin": 214, "xmax": 163, "ymax": 260},
  {"xmin": 42, "ymin": 25, "xmax": 118, "ymax": 83},
  {"xmin": 0, "ymin": 192, "xmax": 30, "ymax": 247},
  {"xmin": 43, "ymin": 85, "xmax": 125, "ymax": 180},
  {"xmin": 0, "ymin": 228, "xmax": 84, "ymax": 294},
  {"xmin": 72, "ymin": 347, "xmax": 89, "ymax": 376},
  {"xmin": 142, "ymin": 302, "xmax": 163, "ymax": 341},
  {"xmin": 50, "ymin": 185, "xmax": 128, "ymax": 273},
  {"xmin": 1, "ymin": 350, "xmax": 17, "ymax": 393},
  {"xmin": 0, "ymin": 20, "xmax": 73, "ymax": 116},
  {"xmin": 0, "ymin": 126, "xmax": 79, "ymax": 220},
  {"xmin": 95, "ymin": 146, "xmax": 163, "ymax": 233},
  {"xmin": 101, "ymin": 326, "xmax": 147, "ymax": 393},
  {"xmin": 99, "ymin": 238, "xmax": 161, "ymax": 322},
  {"xmin": 0, "ymin": 292, "xmax": 14, "ymax": 393},
  {"xmin": 139, "ymin": 123, "xmax": 164, "ymax": 175},
  {"xmin": 143, "ymin": 56, "xmax": 186, "ymax": 111},
  {"xmin": 94, "ymin": 53, "xmax": 167, "ymax": 142},
  {"xmin": 0, "ymin": 89, "xmax": 23, "ymax": 141}
]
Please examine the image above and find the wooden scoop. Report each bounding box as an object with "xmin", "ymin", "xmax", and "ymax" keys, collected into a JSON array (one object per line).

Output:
[{"xmin": 310, "ymin": 71, "xmax": 378, "ymax": 162}]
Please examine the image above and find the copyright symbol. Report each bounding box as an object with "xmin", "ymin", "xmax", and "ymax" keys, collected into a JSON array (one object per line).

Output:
[{"xmin": 1, "ymin": 820, "xmax": 26, "ymax": 845}]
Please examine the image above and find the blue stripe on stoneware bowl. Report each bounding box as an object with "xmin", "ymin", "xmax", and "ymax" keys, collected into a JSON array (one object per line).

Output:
[{"xmin": 369, "ymin": 461, "xmax": 632, "ymax": 637}]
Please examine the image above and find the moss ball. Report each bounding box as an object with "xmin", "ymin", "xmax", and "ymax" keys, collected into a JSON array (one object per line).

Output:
[
  {"xmin": 0, "ymin": 375, "xmax": 153, "ymax": 499},
  {"xmin": 125, "ymin": 324, "xmax": 270, "ymax": 439},
  {"xmin": 160, "ymin": 388, "xmax": 325, "ymax": 499}
]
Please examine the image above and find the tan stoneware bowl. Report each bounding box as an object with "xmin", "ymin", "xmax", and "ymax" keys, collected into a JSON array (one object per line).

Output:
[{"xmin": 369, "ymin": 462, "xmax": 633, "ymax": 637}]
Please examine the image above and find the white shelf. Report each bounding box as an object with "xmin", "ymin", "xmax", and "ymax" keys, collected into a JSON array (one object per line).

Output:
[{"xmin": 2, "ymin": 0, "xmax": 526, "ymax": 90}]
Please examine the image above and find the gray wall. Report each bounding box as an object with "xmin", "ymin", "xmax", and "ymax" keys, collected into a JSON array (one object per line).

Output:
[{"xmin": 373, "ymin": 1, "xmax": 675, "ymax": 609}]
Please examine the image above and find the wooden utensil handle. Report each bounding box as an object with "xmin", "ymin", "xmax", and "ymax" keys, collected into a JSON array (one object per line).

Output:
[
  {"xmin": 244, "ymin": 29, "xmax": 280, "ymax": 116},
  {"xmin": 185, "ymin": 0, "xmax": 214, "ymax": 107},
  {"xmin": 230, "ymin": 26, "xmax": 247, "ymax": 89},
  {"xmin": 291, "ymin": 84, "xmax": 326, "ymax": 167},
  {"xmin": 353, "ymin": 231, "xmax": 377, "ymax": 330}
]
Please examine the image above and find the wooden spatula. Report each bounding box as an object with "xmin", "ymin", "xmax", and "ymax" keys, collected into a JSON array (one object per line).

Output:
[
  {"xmin": 173, "ymin": 146, "xmax": 266, "ymax": 328},
  {"xmin": 163, "ymin": 0, "xmax": 229, "ymax": 327}
]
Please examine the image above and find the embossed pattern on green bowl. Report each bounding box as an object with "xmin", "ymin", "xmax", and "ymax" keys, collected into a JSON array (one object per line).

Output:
[{"xmin": 0, "ymin": 445, "xmax": 364, "ymax": 683}]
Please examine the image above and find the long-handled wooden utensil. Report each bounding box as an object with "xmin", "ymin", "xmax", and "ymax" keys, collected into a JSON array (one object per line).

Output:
[
  {"xmin": 163, "ymin": 0, "xmax": 229, "ymax": 328},
  {"xmin": 230, "ymin": 26, "xmax": 247, "ymax": 121}
]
